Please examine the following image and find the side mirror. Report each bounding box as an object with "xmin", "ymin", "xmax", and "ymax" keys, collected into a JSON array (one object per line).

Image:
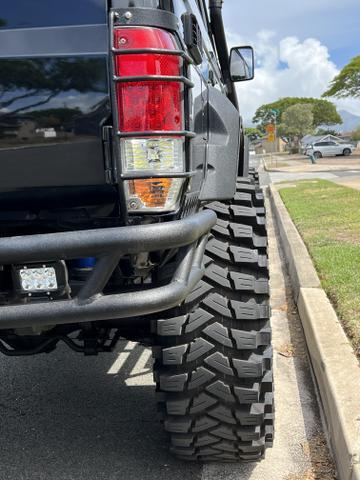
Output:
[{"xmin": 229, "ymin": 46, "xmax": 254, "ymax": 82}]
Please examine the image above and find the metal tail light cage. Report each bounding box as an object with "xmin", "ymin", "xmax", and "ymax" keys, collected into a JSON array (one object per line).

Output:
[{"xmin": 109, "ymin": 9, "xmax": 197, "ymax": 185}]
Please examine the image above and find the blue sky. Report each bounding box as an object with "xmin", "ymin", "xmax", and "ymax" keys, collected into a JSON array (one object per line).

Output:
[{"xmin": 222, "ymin": 0, "xmax": 360, "ymax": 124}]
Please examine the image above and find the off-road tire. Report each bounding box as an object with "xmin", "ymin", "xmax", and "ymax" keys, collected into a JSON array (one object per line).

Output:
[{"xmin": 152, "ymin": 176, "xmax": 274, "ymax": 462}]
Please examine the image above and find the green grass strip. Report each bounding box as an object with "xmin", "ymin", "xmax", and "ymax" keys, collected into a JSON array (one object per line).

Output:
[{"xmin": 279, "ymin": 179, "xmax": 360, "ymax": 355}]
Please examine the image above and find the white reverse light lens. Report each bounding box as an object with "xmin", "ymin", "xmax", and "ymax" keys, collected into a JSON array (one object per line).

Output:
[
  {"xmin": 121, "ymin": 138, "xmax": 183, "ymax": 172},
  {"xmin": 19, "ymin": 267, "xmax": 58, "ymax": 292}
]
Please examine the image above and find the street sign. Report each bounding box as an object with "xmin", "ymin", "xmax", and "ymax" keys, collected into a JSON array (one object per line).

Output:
[
  {"xmin": 267, "ymin": 133, "xmax": 275, "ymax": 142},
  {"xmin": 265, "ymin": 124, "xmax": 275, "ymax": 134}
]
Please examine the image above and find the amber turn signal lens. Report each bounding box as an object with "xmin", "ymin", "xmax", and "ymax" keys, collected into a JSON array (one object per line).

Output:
[{"xmin": 125, "ymin": 178, "xmax": 183, "ymax": 211}]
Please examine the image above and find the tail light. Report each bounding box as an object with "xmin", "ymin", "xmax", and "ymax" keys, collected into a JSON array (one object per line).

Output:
[{"xmin": 112, "ymin": 25, "xmax": 190, "ymax": 213}]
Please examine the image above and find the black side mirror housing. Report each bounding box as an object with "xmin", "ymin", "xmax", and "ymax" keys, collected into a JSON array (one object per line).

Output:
[{"xmin": 229, "ymin": 46, "xmax": 254, "ymax": 82}]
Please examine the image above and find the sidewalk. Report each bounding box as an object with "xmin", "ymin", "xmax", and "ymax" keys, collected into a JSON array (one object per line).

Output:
[
  {"xmin": 333, "ymin": 175, "xmax": 360, "ymax": 190},
  {"xmin": 265, "ymin": 156, "xmax": 360, "ymax": 173}
]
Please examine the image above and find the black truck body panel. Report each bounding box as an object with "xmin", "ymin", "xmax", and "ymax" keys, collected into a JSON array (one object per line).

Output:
[{"xmin": 0, "ymin": 0, "xmax": 246, "ymax": 335}]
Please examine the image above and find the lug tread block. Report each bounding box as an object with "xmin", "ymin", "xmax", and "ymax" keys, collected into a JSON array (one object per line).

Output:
[
  {"xmin": 208, "ymin": 405, "xmax": 237, "ymax": 424},
  {"xmin": 213, "ymin": 441, "xmax": 238, "ymax": 453},
  {"xmin": 185, "ymin": 280, "xmax": 213, "ymax": 305},
  {"xmin": 163, "ymin": 344, "xmax": 188, "ymax": 365},
  {"xmin": 205, "ymin": 263, "xmax": 231, "ymax": 289},
  {"xmin": 256, "ymin": 206, "xmax": 265, "ymax": 215},
  {"xmin": 171, "ymin": 434, "xmax": 194, "ymax": 447},
  {"xmin": 189, "ymin": 366, "xmax": 216, "ymax": 390},
  {"xmin": 231, "ymin": 300, "xmax": 270, "ymax": 320},
  {"xmin": 230, "ymin": 246, "xmax": 267, "ymax": 268},
  {"xmin": 212, "ymin": 221, "xmax": 231, "ymax": 237},
  {"xmin": 234, "ymin": 192, "xmax": 253, "ymax": 206},
  {"xmin": 166, "ymin": 398, "xmax": 191, "ymax": 415},
  {"xmin": 206, "ymin": 380, "xmax": 235, "ymax": 403},
  {"xmin": 187, "ymin": 337, "xmax": 214, "ymax": 362},
  {"xmin": 231, "ymin": 330, "xmax": 257, "ymax": 349},
  {"xmin": 234, "ymin": 384, "xmax": 260, "ymax": 403},
  {"xmin": 211, "ymin": 425, "xmax": 237, "ymax": 441},
  {"xmin": 253, "ymin": 234, "xmax": 267, "ymax": 248},
  {"xmin": 160, "ymin": 373, "xmax": 188, "ymax": 392},
  {"xmin": 170, "ymin": 447, "xmax": 195, "ymax": 456},
  {"xmin": 203, "ymin": 293, "xmax": 232, "ymax": 317},
  {"xmin": 233, "ymin": 355, "xmax": 265, "ymax": 378},
  {"xmin": 206, "ymin": 238, "xmax": 231, "ymax": 261},
  {"xmin": 194, "ymin": 434, "xmax": 219, "ymax": 447},
  {"xmin": 231, "ymin": 206, "xmax": 266, "ymax": 228},
  {"xmin": 237, "ymin": 426, "xmax": 261, "ymax": 441},
  {"xmin": 164, "ymin": 418, "xmax": 192, "ymax": 433},
  {"xmin": 236, "ymin": 177, "xmax": 253, "ymax": 184},
  {"xmin": 204, "ymin": 351, "xmax": 234, "ymax": 376},
  {"xmin": 203, "ymin": 322, "xmax": 233, "ymax": 348},
  {"xmin": 197, "ymin": 447, "xmax": 222, "ymax": 456},
  {"xmin": 193, "ymin": 415, "xmax": 219, "ymax": 432},
  {"xmin": 207, "ymin": 202, "xmax": 230, "ymax": 216},
  {"xmin": 230, "ymin": 272, "xmax": 269, "ymax": 294},
  {"xmin": 231, "ymin": 329, "xmax": 270, "ymax": 349},
  {"xmin": 239, "ymin": 452, "xmax": 263, "ymax": 461},
  {"xmin": 235, "ymin": 183, "xmax": 256, "ymax": 193},
  {"xmin": 235, "ymin": 404, "xmax": 264, "ymax": 426},
  {"xmin": 157, "ymin": 315, "xmax": 187, "ymax": 336},
  {"xmin": 185, "ymin": 308, "xmax": 213, "ymax": 333},
  {"xmin": 190, "ymin": 392, "xmax": 217, "ymax": 414},
  {"xmin": 229, "ymin": 222, "xmax": 252, "ymax": 239}
]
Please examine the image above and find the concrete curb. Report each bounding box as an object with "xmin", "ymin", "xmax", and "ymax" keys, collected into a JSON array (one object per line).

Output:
[
  {"xmin": 268, "ymin": 184, "xmax": 360, "ymax": 480},
  {"xmin": 268, "ymin": 186, "xmax": 320, "ymax": 301}
]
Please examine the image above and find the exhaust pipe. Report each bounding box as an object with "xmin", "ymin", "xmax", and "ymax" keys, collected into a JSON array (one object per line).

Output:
[{"xmin": 209, "ymin": 0, "xmax": 238, "ymax": 110}]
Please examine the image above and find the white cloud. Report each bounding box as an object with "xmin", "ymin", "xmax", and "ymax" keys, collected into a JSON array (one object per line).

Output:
[{"xmin": 228, "ymin": 30, "xmax": 360, "ymax": 124}]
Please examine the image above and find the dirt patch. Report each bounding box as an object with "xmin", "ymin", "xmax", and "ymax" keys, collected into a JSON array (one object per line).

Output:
[{"xmin": 285, "ymin": 434, "xmax": 337, "ymax": 480}]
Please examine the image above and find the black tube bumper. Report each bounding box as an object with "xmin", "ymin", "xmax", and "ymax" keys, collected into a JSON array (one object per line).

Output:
[{"xmin": 0, "ymin": 210, "xmax": 217, "ymax": 330}]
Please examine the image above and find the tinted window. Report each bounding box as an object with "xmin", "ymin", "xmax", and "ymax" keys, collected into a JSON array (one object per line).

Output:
[
  {"xmin": 314, "ymin": 142, "xmax": 326, "ymax": 146},
  {"xmin": 0, "ymin": 0, "xmax": 106, "ymax": 30}
]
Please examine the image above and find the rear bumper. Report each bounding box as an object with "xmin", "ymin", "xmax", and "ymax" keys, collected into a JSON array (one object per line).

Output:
[{"xmin": 0, "ymin": 210, "xmax": 216, "ymax": 330}]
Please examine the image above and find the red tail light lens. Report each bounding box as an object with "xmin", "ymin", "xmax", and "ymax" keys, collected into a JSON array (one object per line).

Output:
[{"xmin": 113, "ymin": 27, "xmax": 183, "ymax": 132}]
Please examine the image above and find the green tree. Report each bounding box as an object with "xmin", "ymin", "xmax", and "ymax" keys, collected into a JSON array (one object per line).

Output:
[
  {"xmin": 253, "ymin": 97, "xmax": 341, "ymax": 129},
  {"xmin": 323, "ymin": 56, "xmax": 360, "ymax": 98},
  {"xmin": 244, "ymin": 127, "xmax": 262, "ymax": 140},
  {"xmin": 278, "ymin": 104, "xmax": 314, "ymax": 146},
  {"xmin": 315, "ymin": 128, "xmax": 339, "ymax": 136}
]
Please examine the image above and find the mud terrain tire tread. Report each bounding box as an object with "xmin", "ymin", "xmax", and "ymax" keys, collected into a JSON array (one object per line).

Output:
[{"xmin": 152, "ymin": 176, "xmax": 273, "ymax": 462}]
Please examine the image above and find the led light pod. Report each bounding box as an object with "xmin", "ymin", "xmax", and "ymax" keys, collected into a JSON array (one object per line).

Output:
[{"xmin": 19, "ymin": 267, "xmax": 58, "ymax": 292}]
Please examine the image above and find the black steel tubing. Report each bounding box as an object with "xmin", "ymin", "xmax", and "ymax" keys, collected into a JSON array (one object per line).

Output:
[{"xmin": 0, "ymin": 209, "xmax": 216, "ymax": 264}]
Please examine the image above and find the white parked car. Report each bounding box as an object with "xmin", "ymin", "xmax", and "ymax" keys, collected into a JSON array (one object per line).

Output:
[{"xmin": 305, "ymin": 141, "xmax": 353, "ymax": 159}]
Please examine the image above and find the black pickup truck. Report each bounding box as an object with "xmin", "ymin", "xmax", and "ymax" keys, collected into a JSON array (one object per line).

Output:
[{"xmin": 0, "ymin": 0, "xmax": 273, "ymax": 462}]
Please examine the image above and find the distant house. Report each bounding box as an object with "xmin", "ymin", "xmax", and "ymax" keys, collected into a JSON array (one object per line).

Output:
[
  {"xmin": 300, "ymin": 134, "xmax": 344, "ymax": 152},
  {"xmin": 252, "ymin": 136, "xmax": 288, "ymax": 154}
]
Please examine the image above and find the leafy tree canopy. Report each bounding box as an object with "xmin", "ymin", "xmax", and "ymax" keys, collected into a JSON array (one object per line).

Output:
[
  {"xmin": 323, "ymin": 56, "xmax": 360, "ymax": 98},
  {"xmin": 253, "ymin": 97, "xmax": 342, "ymax": 128},
  {"xmin": 277, "ymin": 103, "xmax": 314, "ymax": 139},
  {"xmin": 315, "ymin": 128, "xmax": 339, "ymax": 136},
  {"xmin": 244, "ymin": 127, "xmax": 262, "ymax": 140}
]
